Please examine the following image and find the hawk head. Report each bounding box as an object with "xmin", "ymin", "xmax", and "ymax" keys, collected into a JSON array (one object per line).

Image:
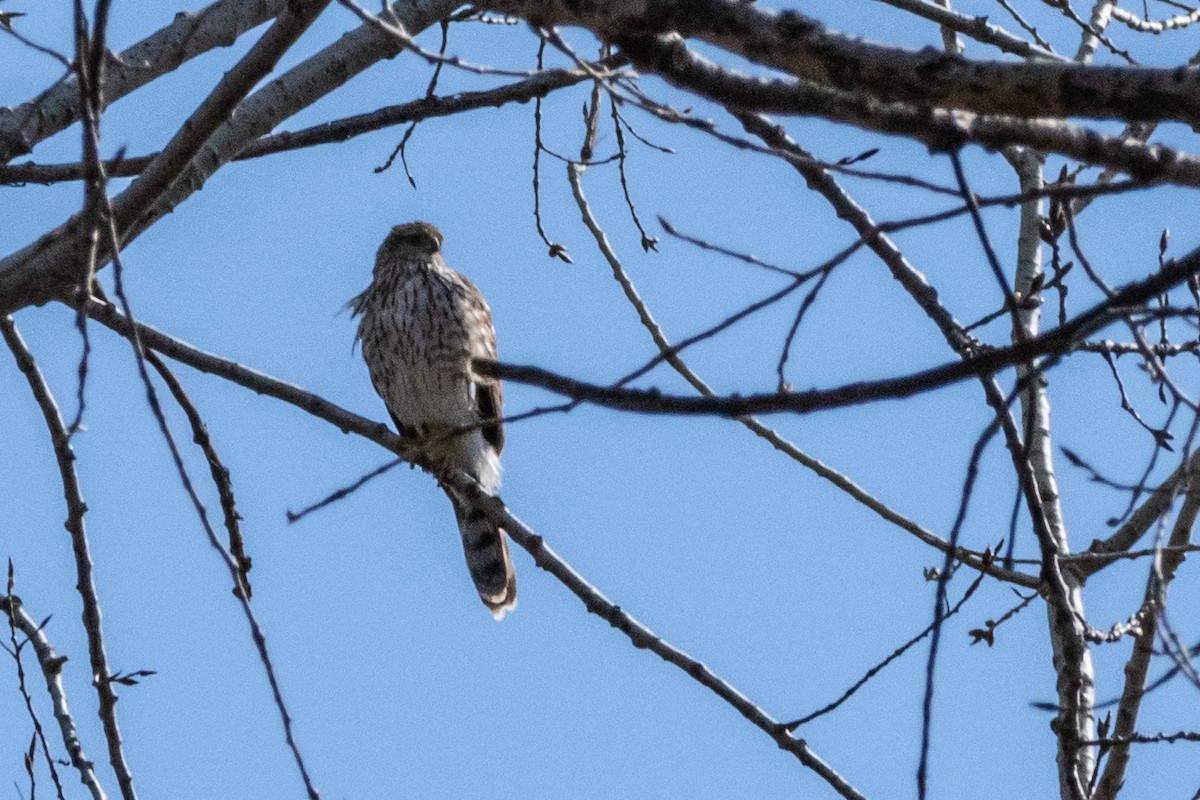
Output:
[{"xmin": 382, "ymin": 221, "xmax": 443, "ymax": 258}]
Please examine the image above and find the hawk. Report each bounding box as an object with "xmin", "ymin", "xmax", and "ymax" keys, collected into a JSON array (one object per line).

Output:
[{"xmin": 350, "ymin": 222, "xmax": 516, "ymax": 619}]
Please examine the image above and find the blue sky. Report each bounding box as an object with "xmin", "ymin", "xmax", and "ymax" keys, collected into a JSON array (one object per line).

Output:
[{"xmin": 3, "ymin": 2, "xmax": 1199, "ymax": 798}]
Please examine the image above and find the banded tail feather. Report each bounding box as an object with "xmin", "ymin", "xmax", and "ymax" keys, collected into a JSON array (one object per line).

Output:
[{"xmin": 449, "ymin": 488, "xmax": 516, "ymax": 620}]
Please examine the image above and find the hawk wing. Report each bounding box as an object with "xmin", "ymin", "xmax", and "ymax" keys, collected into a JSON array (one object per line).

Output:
[
  {"xmin": 476, "ymin": 378, "xmax": 503, "ymax": 455},
  {"xmin": 456, "ymin": 272, "xmax": 504, "ymax": 456}
]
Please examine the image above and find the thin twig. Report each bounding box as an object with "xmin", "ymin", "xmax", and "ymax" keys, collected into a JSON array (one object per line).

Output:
[
  {"xmin": 967, "ymin": 588, "xmax": 1039, "ymax": 646},
  {"xmin": 287, "ymin": 458, "xmax": 405, "ymax": 523},
  {"xmin": 609, "ymin": 91, "xmax": 658, "ymax": 252},
  {"xmin": 995, "ymin": 0, "xmax": 1058, "ymax": 52},
  {"xmin": 337, "ymin": 0, "xmax": 545, "ymax": 78},
  {"xmin": 375, "ymin": 18, "xmax": 450, "ymax": 184},
  {"xmin": 0, "ymin": 17, "xmax": 74, "ymax": 67},
  {"xmin": 531, "ymin": 37, "xmax": 572, "ymax": 263},
  {"xmin": 918, "ymin": 415, "xmax": 1006, "ymax": 799},
  {"xmin": 143, "ymin": 350, "xmax": 253, "ymax": 599},
  {"xmin": 775, "ymin": 267, "xmax": 833, "ymax": 391},
  {"xmin": 659, "ymin": 217, "xmax": 809, "ymax": 278},
  {"xmin": 1089, "ymin": 731, "xmax": 1200, "ymax": 745},
  {"xmin": 787, "ymin": 550, "xmax": 994, "ymax": 729},
  {"xmin": 949, "ymin": 150, "xmax": 1021, "ymax": 334}
]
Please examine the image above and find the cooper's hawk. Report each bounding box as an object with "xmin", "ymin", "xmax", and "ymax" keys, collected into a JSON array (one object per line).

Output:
[{"xmin": 350, "ymin": 222, "xmax": 516, "ymax": 619}]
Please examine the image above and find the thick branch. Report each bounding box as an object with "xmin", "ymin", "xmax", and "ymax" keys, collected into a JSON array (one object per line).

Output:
[
  {"xmin": 486, "ymin": 0, "xmax": 1200, "ymax": 122},
  {"xmin": 1005, "ymin": 145, "xmax": 1096, "ymax": 794},
  {"xmin": 110, "ymin": 0, "xmax": 334, "ymax": 238},
  {"xmin": 1110, "ymin": 6, "xmax": 1200, "ymax": 34},
  {"xmin": 1074, "ymin": 0, "xmax": 1117, "ymax": 64},
  {"xmin": 621, "ymin": 35, "xmax": 1200, "ymax": 188},
  {"xmin": 0, "ymin": 0, "xmax": 335, "ymax": 309},
  {"xmin": 0, "ymin": 0, "xmax": 287, "ymax": 164}
]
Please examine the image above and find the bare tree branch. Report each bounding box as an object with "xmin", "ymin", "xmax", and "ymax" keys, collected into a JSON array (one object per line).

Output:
[
  {"xmin": 1093, "ymin": 458, "xmax": 1200, "ymax": 799},
  {"xmin": 1, "ymin": 0, "xmax": 337, "ymax": 308},
  {"xmin": 143, "ymin": 350, "xmax": 253, "ymax": 598},
  {"xmin": 485, "ymin": 0, "xmax": 1200, "ymax": 121},
  {"xmin": 1083, "ymin": 449, "xmax": 1200, "ymax": 572},
  {"xmin": 93, "ymin": 278, "xmax": 322, "ymax": 799},
  {"xmin": 1076, "ymin": 339, "xmax": 1200, "ymax": 356},
  {"xmin": 1004, "ymin": 142, "xmax": 1097, "ymax": 793},
  {"xmin": 4, "ymin": 565, "xmax": 67, "ymax": 800},
  {"xmin": 110, "ymin": 0, "xmax": 334, "ymax": 238},
  {"xmin": 81, "ymin": 297, "xmax": 408, "ymax": 454},
  {"xmin": 0, "ymin": 59, "xmax": 626, "ymax": 185},
  {"xmin": 733, "ymin": 108, "xmax": 1093, "ymax": 800},
  {"xmin": 1, "ymin": 315, "xmax": 136, "ymax": 800},
  {"xmin": 569, "ymin": 121, "xmax": 1035, "ymax": 589},
  {"xmin": 1, "ymin": 593, "xmax": 105, "ymax": 800},
  {"xmin": 1111, "ymin": 6, "xmax": 1200, "ymax": 33},
  {"xmin": 788, "ymin": 553, "xmax": 992, "ymax": 730},
  {"xmin": 1073, "ymin": 0, "xmax": 1117, "ymax": 64},
  {"xmin": 621, "ymin": 35, "xmax": 1200, "ymax": 188},
  {"xmin": 0, "ymin": 0, "xmax": 288, "ymax": 164}
]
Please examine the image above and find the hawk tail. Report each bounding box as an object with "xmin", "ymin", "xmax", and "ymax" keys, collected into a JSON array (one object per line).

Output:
[{"xmin": 449, "ymin": 492, "xmax": 517, "ymax": 620}]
